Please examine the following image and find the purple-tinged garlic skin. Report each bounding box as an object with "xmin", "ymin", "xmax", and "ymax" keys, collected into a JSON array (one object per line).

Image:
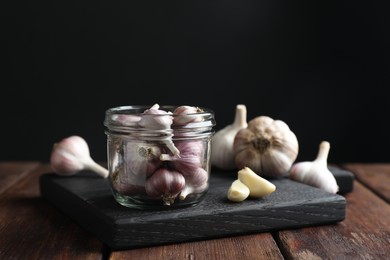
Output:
[
  {"xmin": 111, "ymin": 114, "xmax": 141, "ymax": 126},
  {"xmin": 179, "ymin": 167, "xmax": 209, "ymax": 200},
  {"xmin": 137, "ymin": 104, "xmax": 180, "ymax": 156},
  {"xmin": 289, "ymin": 141, "xmax": 339, "ymax": 194},
  {"xmin": 125, "ymin": 143, "xmax": 163, "ymax": 178},
  {"xmin": 111, "ymin": 169, "xmax": 146, "ymax": 196},
  {"xmin": 172, "ymin": 105, "xmax": 204, "ymax": 125},
  {"xmin": 160, "ymin": 141, "xmax": 204, "ymax": 174},
  {"xmin": 145, "ymin": 168, "xmax": 186, "ymax": 205},
  {"xmin": 138, "ymin": 103, "xmax": 173, "ymax": 130},
  {"xmin": 50, "ymin": 135, "xmax": 109, "ymax": 178}
]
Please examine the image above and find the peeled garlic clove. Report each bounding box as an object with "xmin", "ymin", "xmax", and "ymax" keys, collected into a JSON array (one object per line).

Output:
[
  {"xmin": 289, "ymin": 141, "xmax": 339, "ymax": 194},
  {"xmin": 211, "ymin": 104, "xmax": 248, "ymax": 170},
  {"xmin": 145, "ymin": 168, "xmax": 186, "ymax": 205},
  {"xmin": 227, "ymin": 179, "xmax": 250, "ymax": 202},
  {"xmin": 237, "ymin": 167, "xmax": 276, "ymax": 198},
  {"xmin": 233, "ymin": 115, "xmax": 298, "ymax": 178}
]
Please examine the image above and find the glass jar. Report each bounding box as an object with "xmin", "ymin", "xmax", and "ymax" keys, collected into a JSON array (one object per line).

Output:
[{"xmin": 104, "ymin": 105, "xmax": 215, "ymax": 209}]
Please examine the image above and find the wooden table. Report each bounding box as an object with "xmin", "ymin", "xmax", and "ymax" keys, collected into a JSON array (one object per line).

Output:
[{"xmin": 0, "ymin": 162, "xmax": 389, "ymax": 259}]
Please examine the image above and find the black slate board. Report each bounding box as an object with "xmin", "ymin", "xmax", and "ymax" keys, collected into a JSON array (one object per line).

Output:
[{"xmin": 39, "ymin": 167, "xmax": 352, "ymax": 250}]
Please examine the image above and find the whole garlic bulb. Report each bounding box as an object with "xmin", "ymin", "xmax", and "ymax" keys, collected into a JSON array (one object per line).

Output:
[
  {"xmin": 289, "ymin": 141, "xmax": 339, "ymax": 194},
  {"xmin": 145, "ymin": 168, "xmax": 186, "ymax": 205},
  {"xmin": 172, "ymin": 105, "xmax": 204, "ymax": 125},
  {"xmin": 125, "ymin": 142, "xmax": 163, "ymax": 178},
  {"xmin": 233, "ymin": 116, "xmax": 298, "ymax": 178},
  {"xmin": 50, "ymin": 135, "xmax": 109, "ymax": 178},
  {"xmin": 211, "ymin": 104, "xmax": 248, "ymax": 170},
  {"xmin": 138, "ymin": 103, "xmax": 179, "ymax": 156}
]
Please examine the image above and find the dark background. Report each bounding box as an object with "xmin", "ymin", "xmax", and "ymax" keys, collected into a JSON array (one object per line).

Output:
[{"xmin": 2, "ymin": 1, "xmax": 389, "ymax": 164}]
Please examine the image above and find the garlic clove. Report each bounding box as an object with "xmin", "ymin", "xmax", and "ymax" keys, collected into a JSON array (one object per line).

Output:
[
  {"xmin": 179, "ymin": 167, "xmax": 209, "ymax": 200},
  {"xmin": 237, "ymin": 167, "xmax": 276, "ymax": 198},
  {"xmin": 227, "ymin": 179, "xmax": 250, "ymax": 202},
  {"xmin": 50, "ymin": 135, "xmax": 109, "ymax": 178},
  {"xmin": 211, "ymin": 104, "xmax": 248, "ymax": 170},
  {"xmin": 289, "ymin": 141, "xmax": 339, "ymax": 194}
]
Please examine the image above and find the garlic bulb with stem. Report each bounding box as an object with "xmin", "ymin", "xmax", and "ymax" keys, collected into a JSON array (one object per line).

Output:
[
  {"xmin": 289, "ymin": 141, "xmax": 339, "ymax": 194},
  {"xmin": 50, "ymin": 135, "xmax": 109, "ymax": 178},
  {"xmin": 233, "ymin": 115, "xmax": 298, "ymax": 178},
  {"xmin": 138, "ymin": 103, "xmax": 179, "ymax": 156},
  {"xmin": 211, "ymin": 104, "xmax": 248, "ymax": 170}
]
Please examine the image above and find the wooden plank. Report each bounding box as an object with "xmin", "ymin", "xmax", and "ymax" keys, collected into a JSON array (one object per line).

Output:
[
  {"xmin": 0, "ymin": 164, "xmax": 104, "ymax": 260},
  {"xmin": 110, "ymin": 233, "xmax": 283, "ymax": 260},
  {"xmin": 0, "ymin": 161, "xmax": 40, "ymax": 195},
  {"xmin": 39, "ymin": 170, "xmax": 346, "ymax": 250},
  {"xmin": 275, "ymin": 180, "xmax": 390, "ymax": 259},
  {"xmin": 342, "ymin": 163, "xmax": 390, "ymax": 203}
]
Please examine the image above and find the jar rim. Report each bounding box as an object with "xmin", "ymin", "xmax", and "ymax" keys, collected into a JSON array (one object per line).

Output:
[
  {"xmin": 105, "ymin": 105, "xmax": 214, "ymax": 116},
  {"xmin": 104, "ymin": 105, "xmax": 216, "ymax": 136}
]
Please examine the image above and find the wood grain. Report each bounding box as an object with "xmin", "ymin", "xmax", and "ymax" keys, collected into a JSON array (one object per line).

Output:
[
  {"xmin": 342, "ymin": 163, "xmax": 390, "ymax": 203},
  {"xmin": 275, "ymin": 180, "xmax": 390, "ymax": 259},
  {"xmin": 0, "ymin": 164, "xmax": 104, "ymax": 260},
  {"xmin": 110, "ymin": 233, "xmax": 283, "ymax": 260},
  {"xmin": 0, "ymin": 161, "xmax": 39, "ymax": 194}
]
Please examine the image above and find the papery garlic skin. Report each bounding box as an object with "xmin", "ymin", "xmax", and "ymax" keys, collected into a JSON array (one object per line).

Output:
[
  {"xmin": 50, "ymin": 135, "xmax": 109, "ymax": 178},
  {"xmin": 179, "ymin": 167, "xmax": 209, "ymax": 200},
  {"xmin": 125, "ymin": 142, "xmax": 163, "ymax": 178},
  {"xmin": 289, "ymin": 141, "xmax": 339, "ymax": 194},
  {"xmin": 138, "ymin": 103, "xmax": 179, "ymax": 156},
  {"xmin": 138, "ymin": 104, "xmax": 173, "ymax": 130},
  {"xmin": 233, "ymin": 116, "xmax": 298, "ymax": 178},
  {"xmin": 160, "ymin": 141, "xmax": 204, "ymax": 174},
  {"xmin": 172, "ymin": 105, "xmax": 204, "ymax": 125},
  {"xmin": 145, "ymin": 168, "xmax": 186, "ymax": 205},
  {"xmin": 111, "ymin": 114, "xmax": 141, "ymax": 126},
  {"xmin": 211, "ymin": 104, "xmax": 248, "ymax": 170},
  {"xmin": 111, "ymin": 168, "xmax": 146, "ymax": 196}
]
